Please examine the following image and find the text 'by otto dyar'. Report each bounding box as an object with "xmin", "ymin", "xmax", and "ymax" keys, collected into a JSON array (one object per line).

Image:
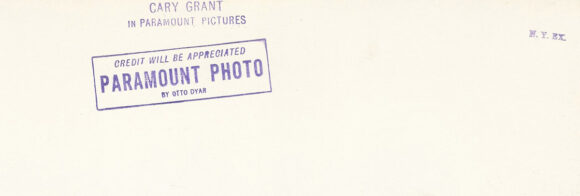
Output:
[{"xmin": 92, "ymin": 39, "xmax": 271, "ymax": 110}]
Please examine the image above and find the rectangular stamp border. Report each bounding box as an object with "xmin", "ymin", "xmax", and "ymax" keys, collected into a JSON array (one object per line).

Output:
[{"xmin": 91, "ymin": 38, "xmax": 272, "ymax": 111}]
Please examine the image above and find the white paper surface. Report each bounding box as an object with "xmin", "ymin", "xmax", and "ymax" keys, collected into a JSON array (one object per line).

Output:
[{"xmin": 1, "ymin": 0, "xmax": 579, "ymax": 195}]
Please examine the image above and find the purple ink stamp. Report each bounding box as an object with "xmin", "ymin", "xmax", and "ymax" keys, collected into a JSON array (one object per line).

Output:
[{"xmin": 91, "ymin": 39, "xmax": 272, "ymax": 111}]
